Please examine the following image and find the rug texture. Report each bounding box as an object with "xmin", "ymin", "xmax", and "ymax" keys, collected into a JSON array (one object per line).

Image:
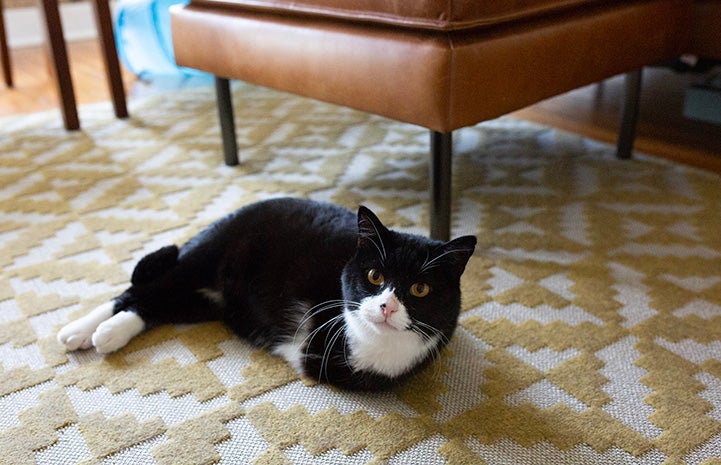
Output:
[{"xmin": 1, "ymin": 83, "xmax": 721, "ymax": 465}]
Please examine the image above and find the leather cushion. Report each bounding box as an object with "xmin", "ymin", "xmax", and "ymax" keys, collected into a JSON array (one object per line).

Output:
[
  {"xmin": 172, "ymin": 0, "xmax": 690, "ymax": 132},
  {"xmin": 188, "ymin": 0, "xmax": 604, "ymax": 30}
]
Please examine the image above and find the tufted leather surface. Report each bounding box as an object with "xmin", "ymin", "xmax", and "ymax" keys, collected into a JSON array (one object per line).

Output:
[{"xmin": 188, "ymin": 0, "xmax": 604, "ymax": 31}]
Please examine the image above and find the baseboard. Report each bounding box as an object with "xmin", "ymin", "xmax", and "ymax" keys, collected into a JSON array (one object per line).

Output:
[{"xmin": 5, "ymin": 2, "xmax": 99, "ymax": 48}]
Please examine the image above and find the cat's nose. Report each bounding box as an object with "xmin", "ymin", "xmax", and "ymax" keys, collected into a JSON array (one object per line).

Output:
[{"xmin": 380, "ymin": 294, "xmax": 398, "ymax": 319}]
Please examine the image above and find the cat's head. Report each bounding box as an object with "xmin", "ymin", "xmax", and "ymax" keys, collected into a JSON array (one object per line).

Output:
[{"xmin": 341, "ymin": 206, "xmax": 476, "ymax": 379}]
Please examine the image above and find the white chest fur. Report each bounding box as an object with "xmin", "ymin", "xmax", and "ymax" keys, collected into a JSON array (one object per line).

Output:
[{"xmin": 343, "ymin": 292, "xmax": 439, "ymax": 378}]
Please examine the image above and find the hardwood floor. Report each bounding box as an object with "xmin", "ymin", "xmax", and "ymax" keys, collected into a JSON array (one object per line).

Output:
[
  {"xmin": 514, "ymin": 69, "xmax": 721, "ymax": 174},
  {"xmin": 1, "ymin": 39, "xmax": 720, "ymax": 174},
  {"xmin": 0, "ymin": 40, "xmax": 139, "ymax": 115}
]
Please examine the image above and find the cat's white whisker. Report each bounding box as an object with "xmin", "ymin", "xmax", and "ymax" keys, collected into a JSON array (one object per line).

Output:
[
  {"xmin": 320, "ymin": 318, "xmax": 347, "ymax": 383},
  {"xmin": 420, "ymin": 247, "xmax": 475, "ymax": 273},
  {"xmin": 341, "ymin": 331, "xmax": 351, "ymax": 370},
  {"xmin": 294, "ymin": 303, "xmax": 338, "ymax": 338},
  {"xmin": 411, "ymin": 320, "xmax": 448, "ymax": 355},
  {"xmin": 300, "ymin": 313, "xmax": 346, "ymax": 366},
  {"xmin": 408, "ymin": 320, "xmax": 447, "ymax": 379},
  {"xmin": 293, "ymin": 300, "xmax": 358, "ymax": 342},
  {"xmin": 360, "ymin": 216, "xmax": 387, "ymax": 264},
  {"xmin": 367, "ymin": 237, "xmax": 386, "ymax": 265}
]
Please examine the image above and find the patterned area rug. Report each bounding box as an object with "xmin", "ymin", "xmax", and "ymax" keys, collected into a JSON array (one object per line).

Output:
[{"xmin": 1, "ymin": 83, "xmax": 721, "ymax": 465}]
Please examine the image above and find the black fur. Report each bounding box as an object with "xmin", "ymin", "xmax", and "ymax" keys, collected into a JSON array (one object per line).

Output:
[{"xmin": 111, "ymin": 198, "xmax": 476, "ymax": 390}]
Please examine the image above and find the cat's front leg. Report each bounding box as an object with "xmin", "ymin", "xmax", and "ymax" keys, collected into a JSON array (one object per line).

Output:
[
  {"xmin": 91, "ymin": 311, "xmax": 146, "ymax": 353},
  {"xmin": 57, "ymin": 301, "xmax": 116, "ymax": 350},
  {"xmin": 57, "ymin": 302, "xmax": 146, "ymax": 353}
]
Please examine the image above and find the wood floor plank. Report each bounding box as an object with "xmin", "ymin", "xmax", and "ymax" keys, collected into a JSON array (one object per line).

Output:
[{"xmin": 514, "ymin": 70, "xmax": 721, "ymax": 173}]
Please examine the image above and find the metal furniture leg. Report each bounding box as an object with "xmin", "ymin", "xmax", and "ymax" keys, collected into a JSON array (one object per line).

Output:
[
  {"xmin": 430, "ymin": 130, "xmax": 452, "ymax": 241},
  {"xmin": 616, "ymin": 68, "xmax": 643, "ymax": 159},
  {"xmin": 215, "ymin": 76, "xmax": 239, "ymax": 166}
]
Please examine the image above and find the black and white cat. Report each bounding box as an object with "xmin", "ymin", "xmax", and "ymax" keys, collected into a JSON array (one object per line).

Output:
[{"xmin": 58, "ymin": 198, "xmax": 476, "ymax": 390}]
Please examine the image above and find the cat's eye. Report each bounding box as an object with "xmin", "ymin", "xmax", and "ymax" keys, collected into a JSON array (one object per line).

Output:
[
  {"xmin": 410, "ymin": 283, "xmax": 431, "ymax": 298},
  {"xmin": 367, "ymin": 269, "xmax": 384, "ymax": 286}
]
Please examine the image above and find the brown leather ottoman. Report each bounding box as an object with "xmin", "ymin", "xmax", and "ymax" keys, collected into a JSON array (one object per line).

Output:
[
  {"xmin": 692, "ymin": 0, "xmax": 721, "ymax": 59},
  {"xmin": 170, "ymin": 0, "xmax": 692, "ymax": 240}
]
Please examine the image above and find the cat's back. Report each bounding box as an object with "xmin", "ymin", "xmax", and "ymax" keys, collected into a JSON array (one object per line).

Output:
[
  {"xmin": 181, "ymin": 198, "xmax": 357, "ymax": 261},
  {"xmin": 240, "ymin": 197, "xmax": 356, "ymax": 239},
  {"xmin": 220, "ymin": 198, "xmax": 358, "ymax": 303}
]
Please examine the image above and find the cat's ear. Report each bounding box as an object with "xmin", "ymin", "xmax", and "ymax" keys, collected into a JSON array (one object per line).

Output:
[
  {"xmin": 357, "ymin": 206, "xmax": 390, "ymax": 251},
  {"xmin": 433, "ymin": 235, "xmax": 477, "ymax": 277}
]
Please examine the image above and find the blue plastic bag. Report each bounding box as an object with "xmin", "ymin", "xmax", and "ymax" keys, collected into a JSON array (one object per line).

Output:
[{"xmin": 114, "ymin": 0, "xmax": 207, "ymax": 78}]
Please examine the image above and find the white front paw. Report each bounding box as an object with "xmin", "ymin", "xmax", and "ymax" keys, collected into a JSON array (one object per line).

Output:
[
  {"xmin": 57, "ymin": 302, "xmax": 115, "ymax": 351},
  {"xmin": 92, "ymin": 311, "xmax": 146, "ymax": 354},
  {"xmin": 57, "ymin": 321, "xmax": 96, "ymax": 351}
]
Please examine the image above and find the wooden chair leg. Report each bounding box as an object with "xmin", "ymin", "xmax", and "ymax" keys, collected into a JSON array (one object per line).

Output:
[
  {"xmin": 0, "ymin": 0, "xmax": 13, "ymax": 87},
  {"xmin": 39, "ymin": 0, "xmax": 79, "ymax": 130},
  {"xmin": 215, "ymin": 76, "xmax": 239, "ymax": 166},
  {"xmin": 616, "ymin": 68, "xmax": 643, "ymax": 159},
  {"xmin": 91, "ymin": 0, "xmax": 128, "ymax": 119},
  {"xmin": 430, "ymin": 130, "xmax": 452, "ymax": 241}
]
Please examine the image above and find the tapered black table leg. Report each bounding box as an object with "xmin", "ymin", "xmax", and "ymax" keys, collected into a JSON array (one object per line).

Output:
[
  {"xmin": 430, "ymin": 130, "xmax": 452, "ymax": 241},
  {"xmin": 215, "ymin": 76, "xmax": 238, "ymax": 166},
  {"xmin": 617, "ymin": 69, "xmax": 643, "ymax": 159}
]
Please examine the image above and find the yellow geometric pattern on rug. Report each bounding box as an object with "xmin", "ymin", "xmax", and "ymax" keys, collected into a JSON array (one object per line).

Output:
[{"xmin": 1, "ymin": 83, "xmax": 720, "ymax": 464}]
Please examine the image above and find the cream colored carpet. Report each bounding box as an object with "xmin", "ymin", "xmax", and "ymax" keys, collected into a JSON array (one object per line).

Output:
[{"xmin": 1, "ymin": 83, "xmax": 721, "ymax": 465}]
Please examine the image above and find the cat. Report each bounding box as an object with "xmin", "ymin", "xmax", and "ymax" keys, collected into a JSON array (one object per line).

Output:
[{"xmin": 58, "ymin": 198, "xmax": 476, "ymax": 391}]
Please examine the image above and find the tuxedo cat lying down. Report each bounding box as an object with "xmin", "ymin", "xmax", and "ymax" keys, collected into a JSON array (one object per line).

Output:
[{"xmin": 58, "ymin": 198, "xmax": 476, "ymax": 390}]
